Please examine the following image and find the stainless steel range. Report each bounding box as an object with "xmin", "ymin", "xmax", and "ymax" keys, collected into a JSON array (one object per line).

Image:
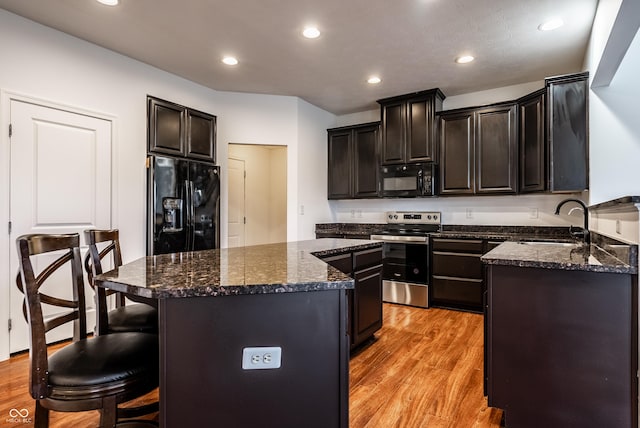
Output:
[{"xmin": 371, "ymin": 211, "xmax": 441, "ymax": 308}]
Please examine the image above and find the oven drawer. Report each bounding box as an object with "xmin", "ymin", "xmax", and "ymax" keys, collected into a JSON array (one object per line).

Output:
[
  {"xmin": 382, "ymin": 262, "xmax": 428, "ymax": 284},
  {"xmin": 431, "ymin": 276, "xmax": 483, "ymax": 306}
]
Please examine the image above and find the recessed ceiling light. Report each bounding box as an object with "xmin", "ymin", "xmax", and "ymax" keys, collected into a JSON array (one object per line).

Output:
[
  {"xmin": 302, "ymin": 26, "xmax": 321, "ymax": 39},
  {"xmin": 222, "ymin": 56, "xmax": 238, "ymax": 66},
  {"xmin": 538, "ymin": 18, "xmax": 564, "ymax": 31},
  {"xmin": 367, "ymin": 76, "xmax": 381, "ymax": 84},
  {"xmin": 97, "ymin": 0, "xmax": 119, "ymax": 5},
  {"xmin": 455, "ymin": 55, "xmax": 475, "ymax": 64}
]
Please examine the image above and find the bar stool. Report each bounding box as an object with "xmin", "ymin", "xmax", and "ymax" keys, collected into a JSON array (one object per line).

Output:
[
  {"xmin": 84, "ymin": 229, "xmax": 158, "ymax": 336},
  {"xmin": 15, "ymin": 233, "xmax": 159, "ymax": 427}
]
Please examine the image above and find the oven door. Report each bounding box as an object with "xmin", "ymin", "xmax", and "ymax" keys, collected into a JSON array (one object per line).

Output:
[{"xmin": 371, "ymin": 235, "xmax": 430, "ymax": 308}]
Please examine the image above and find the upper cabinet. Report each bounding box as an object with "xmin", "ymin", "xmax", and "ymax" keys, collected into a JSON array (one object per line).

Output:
[
  {"xmin": 148, "ymin": 96, "xmax": 217, "ymax": 163},
  {"xmin": 378, "ymin": 89, "xmax": 445, "ymax": 164},
  {"xmin": 546, "ymin": 72, "xmax": 589, "ymax": 192},
  {"xmin": 439, "ymin": 109, "xmax": 475, "ymax": 195},
  {"xmin": 518, "ymin": 89, "xmax": 546, "ymax": 193},
  {"xmin": 439, "ymin": 103, "xmax": 517, "ymax": 195},
  {"xmin": 328, "ymin": 122, "xmax": 380, "ymax": 199},
  {"xmin": 475, "ymin": 104, "xmax": 518, "ymax": 194}
]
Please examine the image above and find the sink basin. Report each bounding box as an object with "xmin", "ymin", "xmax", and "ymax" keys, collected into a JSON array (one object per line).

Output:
[{"xmin": 517, "ymin": 241, "xmax": 580, "ymax": 247}]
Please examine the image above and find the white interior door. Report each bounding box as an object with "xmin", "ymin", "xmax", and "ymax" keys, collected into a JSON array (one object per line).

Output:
[
  {"xmin": 8, "ymin": 99, "xmax": 112, "ymax": 353},
  {"xmin": 228, "ymin": 157, "xmax": 246, "ymax": 248}
]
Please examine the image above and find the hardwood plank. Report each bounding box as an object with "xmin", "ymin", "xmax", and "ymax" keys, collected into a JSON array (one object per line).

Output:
[{"xmin": 0, "ymin": 304, "xmax": 501, "ymax": 427}]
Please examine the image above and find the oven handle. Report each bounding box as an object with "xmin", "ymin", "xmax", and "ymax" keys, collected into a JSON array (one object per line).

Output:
[{"xmin": 370, "ymin": 234, "xmax": 429, "ymax": 243}]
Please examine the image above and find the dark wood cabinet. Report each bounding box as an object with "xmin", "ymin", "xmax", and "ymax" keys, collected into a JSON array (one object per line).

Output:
[
  {"xmin": 518, "ymin": 89, "xmax": 546, "ymax": 192},
  {"xmin": 148, "ymin": 96, "xmax": 216, "ymax": 163},
  {"xmin": 430, "ymin": 238, "xmax": 484, "ymax": 312},
  {"xmin": 327, "ymin": 122, "xmax": 379, "ymax": 199},
  {"xmin": 321, "ymin": 247, "xmax": 383, "ymax": 348},
  {"xmin": 546, "ymin": 72, "xmax": 589, "ymax": 192},
  {"xmin": 378, "ymin": 89, "xmax": 445, "ymax": 165},
  {"xmin": 439, "ymin": 103, "xmax": 517, "ymax": 195},
  {"xmin": 487, "ymin": 265, "xmax": 637, "ymax": 428},
  {"xmin": 438, "ymin": 110, "xmax": 475, "ymax": 195},
  {"xmin": 475, "ymin": 104, "xmax": 517, "ymax": 193}
]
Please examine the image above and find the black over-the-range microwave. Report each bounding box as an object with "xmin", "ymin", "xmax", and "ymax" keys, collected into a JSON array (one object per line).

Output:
[{"xmin": 380, "ymin": 162, "xmax": 437, "ymax": 197}]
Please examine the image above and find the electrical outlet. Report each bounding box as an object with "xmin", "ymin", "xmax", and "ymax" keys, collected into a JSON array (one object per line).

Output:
[
  {"xmin": 529, "ymin": 208, "xmax": 538, "ymax": 219},
  {"xmin": 242, "ymin": 346, "xmax": 282, "ymax": 370},
  {"xmin": 616, "ymin": 219, "xmax": 621, "ymax": 234},
  {"xmin": 466, "ymin": 208, "xmax": 473, "ymax": 219},
  {"xmin": 299, "ymin": 205, "xmax": 305, "ymax": 215}
]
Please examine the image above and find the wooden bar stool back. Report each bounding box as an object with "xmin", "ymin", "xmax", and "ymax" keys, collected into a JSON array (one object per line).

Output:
[
  {"xmin": 16, "ymin": 233, "xmax": 159, "ymax": 427},
  {"xmin": 84, "ymin": 229, "xmax": 158, "ymax": 336}
]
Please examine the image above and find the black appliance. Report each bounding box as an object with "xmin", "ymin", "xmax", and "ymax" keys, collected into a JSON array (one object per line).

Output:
[
  {"xmin": 380, "ymin": 162, "xmax": 437, "ymax": 197},
  {"xmin": 371, "ymin": 211, "xmax": 441, "ymax": 308},
  {"xmin": 147, "ymin": 155, "xmax": 220, "ymax": 255}
]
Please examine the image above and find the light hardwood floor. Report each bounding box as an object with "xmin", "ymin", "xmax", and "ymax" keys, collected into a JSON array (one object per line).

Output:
[{"xmin": 0, "ymin": 304, "xmax": 502, "ymax": 427}]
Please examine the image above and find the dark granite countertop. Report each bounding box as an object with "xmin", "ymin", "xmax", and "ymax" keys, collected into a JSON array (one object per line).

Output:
[
  {"xmin": 433, "ymin": 225, "xmax": 575, "ymax": 241},
  {"xmin": 482, "ymin": 238, "xmax": 637, "ymax": 274},
  {"xmin": 95, "ymin": 239, "xmax": 382, "ymax": 299}
]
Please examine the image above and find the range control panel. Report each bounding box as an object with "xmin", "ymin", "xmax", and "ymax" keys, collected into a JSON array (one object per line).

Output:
[{"xmin": 385, "ymin": 211, "xmax": 441, "ymax": 225}]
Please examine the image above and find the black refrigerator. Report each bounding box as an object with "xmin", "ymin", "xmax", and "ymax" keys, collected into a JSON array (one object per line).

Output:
[{"xmin": 147, "ymin": 155, "xmax": 220, "ymax": 255}]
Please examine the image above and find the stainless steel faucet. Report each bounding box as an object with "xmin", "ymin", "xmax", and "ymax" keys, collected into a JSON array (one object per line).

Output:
[{"xmin": 554, "ymin": 198, "xmax": 590, "ymax": 245}]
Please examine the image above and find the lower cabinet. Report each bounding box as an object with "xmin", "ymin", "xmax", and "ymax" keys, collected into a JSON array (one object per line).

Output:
[
  {"xmin": 321, "ymin": 247, "xmax": 383, "ymax": 348},
  {"xmin": 430, "ymin": 238, "xmax": 503, "ymax": 313},
  {"xmin": 486, "ymin": 265, "xmax": 637, "ymax": 428},
  {"xmin": 430, "ymin": 238, "xmax": 484, "ymax": 312}
]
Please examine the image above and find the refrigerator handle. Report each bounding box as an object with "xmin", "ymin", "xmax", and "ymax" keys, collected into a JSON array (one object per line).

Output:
[
  {"xmin": 184, "ymin": 179, "xmax": 192, "ymax": 250},
  {"xmin": 189, "ymin": 180, "xmax": 196, "ymax": 250}
]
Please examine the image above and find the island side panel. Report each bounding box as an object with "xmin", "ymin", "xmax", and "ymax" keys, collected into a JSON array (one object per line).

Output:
[
  {"xmin": 158, "ymin": 290, "xmax": 349, "ymax": 428},
  {"xmin": 487, "ymin": 265, "xmax": 637, "ymax": 428}
]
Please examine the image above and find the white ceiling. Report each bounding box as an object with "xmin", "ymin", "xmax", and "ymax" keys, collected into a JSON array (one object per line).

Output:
[{"xmin": 0, "ymin": 0, "xmax": 598, "ymax": 115}]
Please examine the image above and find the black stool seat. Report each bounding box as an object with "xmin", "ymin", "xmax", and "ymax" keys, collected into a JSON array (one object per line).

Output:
[
  {"xmin": 48, "ymin": 332, "xmax": 158, "ymax": 390},
  {"xmin": 108, "ymin": 304, "xmax": 158, "ymax": 334}
]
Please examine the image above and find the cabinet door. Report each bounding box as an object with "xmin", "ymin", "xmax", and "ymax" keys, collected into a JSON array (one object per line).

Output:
[
  {"xmin": 547, "ymin": 73, "xmax": 589, "ymax": 192},
  {"xmin": 407, "ymin": 96, "xmax": 435, "ymax": 162},
  {"xmin": 327, "ymin": 130, "xmax": 352, "ymax": 199},
  {"xmin": 439, "ymin": 111, "xmax": 475, "ymax": 195},
  {"xmin": 381, "ymin": 101, "xmax": 405, "ymax": 164},
  {"xmin": 353, "ymin": 124, "xmax": 379, "ymax": 198},
  {"xmin": 353, "ymin": 264, "xmax": 383, "ymax": 347},
  {"xmin": 519, "ymin": 91, "xmax": 546, "ymax": 192},
  {"xmin": 186, "ymin": 109, "xmax": 216, "ymax": 163},
  {"xmin": 148, "ymin": 97, "xmax": 185, "ymax": 156},
  {"xmin": 475, "ymin": 104, "xmax": 517, "ymax": 194}
]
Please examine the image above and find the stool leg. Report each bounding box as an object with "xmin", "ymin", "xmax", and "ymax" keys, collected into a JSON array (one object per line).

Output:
[
  {"xmin": 34, "ymin": 401, "xmax": 49, "ymax": 428},
  {"xmin": 100, "ymin": 395, "xmax": 117, "ymax": 428}
]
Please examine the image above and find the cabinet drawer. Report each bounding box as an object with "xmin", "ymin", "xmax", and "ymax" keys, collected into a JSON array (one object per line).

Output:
[
  {"xmin": 322, "ymin": 252, "xmax": 353, "ymax": 275},
  {"xmin": 354, "ymin": 247, "xmax": 383, "ymax": 270},
  {"xmin": 432, "ymin": 238, "xmax": 483, "ymax": 253},
  {"xmin": 432, "ymin": 252, "xmax": 483, "ymax": 279},
  {"xmin": 431, "ymin": 276, "xmax": 483, "ymax": 306}
]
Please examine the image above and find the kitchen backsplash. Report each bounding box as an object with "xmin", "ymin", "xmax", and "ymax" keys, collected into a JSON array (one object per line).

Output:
[{"xmin": 328, "ymin": 193, "xmax": 582, "ymax": 226}]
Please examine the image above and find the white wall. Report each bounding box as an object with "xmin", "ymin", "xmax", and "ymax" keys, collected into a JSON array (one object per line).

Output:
[
  {"xmin": 296, "ymin": 98, "xmax": 336, "ymax": 239},
  {"xmin": 443, "ymin": 81, "xmax": 545, "ymax": 110},
  {"xmin": 585, "ymin": 0, "xmax": 640, "ymax": 205},
  {"xmin": 0, "ymin": 9, "xmax": 334, "ymax": 360}
]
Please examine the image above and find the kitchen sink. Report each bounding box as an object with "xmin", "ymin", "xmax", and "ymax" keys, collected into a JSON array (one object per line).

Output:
[{"xmin": 517, "ymin": 241, "xmax": 581, "ymax": 247}]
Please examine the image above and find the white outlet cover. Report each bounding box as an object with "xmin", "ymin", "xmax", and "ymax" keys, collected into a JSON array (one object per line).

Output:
[{"xmin": 242, "ymin": 346, "xmax": 282, "ymax": 370}]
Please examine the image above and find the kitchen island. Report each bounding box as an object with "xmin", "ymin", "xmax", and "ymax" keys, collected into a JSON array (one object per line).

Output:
[
  {"xmin": 482, "ymin": 235, "xmax": 638, "ymax": 428},
  {"xmin": 96, "ymin": 239, "xmax": 381, "ymax": 428}
]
